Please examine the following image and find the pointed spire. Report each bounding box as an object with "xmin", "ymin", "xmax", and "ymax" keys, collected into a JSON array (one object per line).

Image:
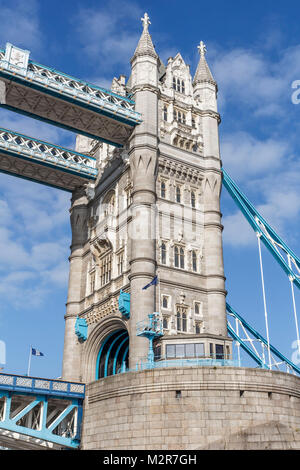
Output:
[
  {"xmin": 131, "ymin": 12, "xmax": 157, "ymax": 60},
  {"xmin": 193, "ymin": 41, "xmax": 216, "ymax": 85}
]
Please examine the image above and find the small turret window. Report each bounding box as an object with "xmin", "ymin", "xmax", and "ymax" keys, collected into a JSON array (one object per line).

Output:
[
  {"xmin": 192, "ymin": 250, "xmax": 197, "ymax": 272},
  {"xmin": 176, "ymin": 185, "xmax": 181, "ymax": 203},
  {"xmin": 173, "ymin": 77, "xmax": 176, "ymax": 90},
  {"xmin": 181, "ymin": 80, "xmax": 185, "ymax": 94},
  {"xmin": 191, "ymin": 191, "xmax": 196, "ymax": 208},
  {"xmin": 161, "ymin": 243, "xmax": 167, "ymax": 265},
  {"xmin": 161, "ymin": 181, "xmax": 166, "ymax": 198},
  {"xmin": 163, "ymin": 105, "xmax": 168, "ymax": 121}
]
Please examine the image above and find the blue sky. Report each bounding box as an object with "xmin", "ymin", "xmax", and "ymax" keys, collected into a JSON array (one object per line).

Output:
[{"xmin": 0, "ymin": 0, "xmax": 300, "ymax": 378}]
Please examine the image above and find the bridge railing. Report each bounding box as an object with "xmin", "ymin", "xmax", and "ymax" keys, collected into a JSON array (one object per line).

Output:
[
  {"xmin": 0, "ymin": 127, "xmax": 98, "ymax": 178},
  {"xmin": 0, "ymin": 46, "xmax": 142, "ymax": 125},
  {"xmin": 0, "ymin": 372, "xmax": 85, "ymax": 398}
]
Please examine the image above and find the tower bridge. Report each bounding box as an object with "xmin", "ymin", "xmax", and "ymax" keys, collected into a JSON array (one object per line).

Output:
[{"xmin": 0, "ymin": 13, "xmax": 300, "ymax": 450}]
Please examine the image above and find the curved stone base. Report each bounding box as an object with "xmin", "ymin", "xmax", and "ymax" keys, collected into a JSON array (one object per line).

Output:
[{"xmin": 81, "ymin": 367, "xmax": 300, "ymax": 450}]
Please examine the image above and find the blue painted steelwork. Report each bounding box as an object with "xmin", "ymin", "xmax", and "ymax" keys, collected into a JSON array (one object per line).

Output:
[
  {"xmin": 222, "ymin": 168, "xmax": 300, "ymax": 290},
  {"xmin": 226, "ymin": 303, "xmax": 300, "ymax": 375},
  {"xmin": 112, "ymin": 337, "xmax": 129, "ymax": 375},
  {"xmin": 0, "ymin": 373, "xmax": 85, "ymax": 448},
  {"xmin": 75, "ymin": 316, "xmax": 88, "ymax": 342},
  {"xmin": 104, "ymin": 331, "xmax": 127, "ymax": 377},
  {"xmin": 0, "ymin": 44, "xmax": 141, "ymax": 129},
  {"xmin": 95, "ymin": 329, "xmax": 129, "ymax": 380},
  {"xmin": 136, "ymin": 313, "xmax": 163, "ymax": 365},
  {"xmin": 132, "ymin": 358, "xmax": 237, "ymax": 371},
  {"xmin": 118, "ymin": 290, "xmax": 130, "ymax": 319},
  {"xmin": 0, "ymin": 127, "xmax": 97, "ymax": 190}
]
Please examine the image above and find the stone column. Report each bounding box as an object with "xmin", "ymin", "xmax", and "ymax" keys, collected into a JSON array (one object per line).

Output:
[{"xmin": 62, "ymin": 187, "xmax": 88, "ymax": 381}]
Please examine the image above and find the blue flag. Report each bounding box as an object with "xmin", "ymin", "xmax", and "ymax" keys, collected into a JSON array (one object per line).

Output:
[
  {"xmin": 32, "ymin": 348, "xmax": 44, "ymax": 357},
  {"xmin": 142, "ymin": 276, "xmax": 158, "ymax": 290}
]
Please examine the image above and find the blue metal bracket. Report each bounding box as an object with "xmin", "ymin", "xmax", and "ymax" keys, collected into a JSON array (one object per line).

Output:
[
  {"xmin": 137, "ymin": 313, "xmax": 163, "ymax": 366},
  {"xmin": 118, "ymin": 290, "xmax": 130, "ymax": 319},
  {"xmin": 75, "ymin": 316, "xmax": 88, "ymax": 342}
]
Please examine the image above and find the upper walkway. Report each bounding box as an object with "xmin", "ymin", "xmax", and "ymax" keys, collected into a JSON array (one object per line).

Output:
[{"xmin": 0, "ymin": 43, "xmax": 141, "ymax": 147}]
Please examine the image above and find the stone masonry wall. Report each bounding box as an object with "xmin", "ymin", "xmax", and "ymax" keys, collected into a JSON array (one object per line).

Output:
[{"xmin": 81, "ymin": 367, "xmax": 300, "ymax": 450}]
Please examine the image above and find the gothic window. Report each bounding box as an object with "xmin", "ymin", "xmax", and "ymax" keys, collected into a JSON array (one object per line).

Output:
[
  {"xmin": 163, "ymin": 105, "xmax": 168, "ymax": 121},
  {"xmin": 192, "ymin": 250, "xmax": 197, "ymax": 272},
  {"xmin": 100, "ymin": 252, "xmax": 112, "ymax": 286},
  {"xmin": 173, "ymin": 77, "xmax": 176, "ymax": 90},
  {"xmin": 162, "ymin": 295, "xmax": 168, "ymax": 309},
  {"xmin": 182, "ymin": 113, "xmax": 186, "ymax": 125},
  {"xmin": 104, "ymin": 191, "xmax": 115, "ymax": 216},
  {"xmin": 176, "ymin": 78, "xmax": 180, "ymax": 91},
  {"xmin": 191, "ymin": 191, "xmax": 196, "ymax": 208},
  {"xmin": 178, "ymin": 111, "xmax": 182, "ymax": 123},
  {"xmin": 192, "ymin": 116, "xmax": 196, "ymax": 128},
  {"xmin": 195, "ymin": 322, "xmax": 201, "ymax": 334},
  {"xmin": 181, "ymin": 80, "xmax": 185, "ymax": 94},
  {"xmin": 161, "ymin": 243, "xmax": 167, "ymax": 265},
  {"xmin": 163, "ymin": 316, "xmax": 169, "ymax": 329},
  {"xmin": 194, "ymin": 302, "xmax": 202, "ymax": 316},
  {"xmin": 180, "ymin": 247, "xmax": 185, "ymax": 269},
  {"xmin": 161, "ymin": 181, "xmax": 166, "ymax": 198},
  {"xmin": 173, "ymin": 109, "xmax": 176, "ymax": 122},
  {"xmin": 176, "ymin": 306, "xmax": 187, "ymax": 332},
  {"xmin": 90, "ymin": 271, "xmax": 95, "ymax": 293},
  {"xmin": 174, "ymin": 246, "xmax": 179, "ymax": 268},
  {"xmin": 176, "ymin": 185, "xmax": 181, "ymax": 203},
  {"xmin": 117, "ymin": 251, "xmax": 124, "ymax": 275}
]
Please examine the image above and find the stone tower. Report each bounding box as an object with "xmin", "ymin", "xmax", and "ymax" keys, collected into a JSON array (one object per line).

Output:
[
  {"xmin": 61, "ymin": 13, "xmax": 232, "ymax": 384},
  {"xmin": 61, "ymin": 15, "xmax": 300, "ymax": 451}
]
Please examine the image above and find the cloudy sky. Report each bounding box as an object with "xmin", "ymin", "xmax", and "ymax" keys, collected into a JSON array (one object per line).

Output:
[{"xmin": 0, "ymin": 0, "xmax": 300, "ymax": 377}]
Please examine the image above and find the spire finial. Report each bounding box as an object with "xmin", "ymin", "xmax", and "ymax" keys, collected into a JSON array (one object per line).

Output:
[
  {"xmin": 197, "ymin": 41, "xmax": 207, "ymax": 57},
  {"xmin": 141, "ymin": 12, "xmax": 151, "ymax": 30}
]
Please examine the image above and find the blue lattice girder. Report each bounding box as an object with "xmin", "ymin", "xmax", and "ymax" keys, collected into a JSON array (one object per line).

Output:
[
  {"xmin": 0, "ymin": 127, "xmax": 98, "ymax": 191},
  {"xmin": 222, "ymin": 168, "xmax": 300, "ymax": 290},
  {"xmin": 0, "ymin": 43, "xmax": 142, "ymax": 146}
]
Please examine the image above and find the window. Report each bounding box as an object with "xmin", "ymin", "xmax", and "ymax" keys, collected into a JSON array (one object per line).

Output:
[
  {"xmin": 173, "ymin": 77, "xmax": 176, "ymax": 90},
  {"xmin": 176, "ymin": 186, "xmax": 181, "ymax": 203},
  {"xmin": 180, "ymin": 248, "xmax": 185, "ymax": 269},
  {"xmin": 166, "ymin": 343, "xmax": 205, "ymax": 359},
  {"xmin": 117, "ymin": 252, "xmax": 124, "ymax": 275},
  {"xmin": 100, "ymin": 253, "xmax": 112, "ymax": 286},
  {"xmin": 104, "ymin": 191, "xmax": 115, "ymax": 216},
  {"xmin": 161, "ymin": 181, "xmax": 166, "ymax": 198},
  {"xmin": 192, "ymin": 251, "xmax": 197, "ymax": 272},
  {"xmin": 162, "ymin": 295, "xmax": 168, "ymax": 309},
  {"xmin": 216, "ymin": 344, "xmax": 224, "ymax": 360},
  {"xmin": 90, "ymin": 271, "xmax": 95, "ymax": 293},
  {"xmin": 163, "ymin": 105, "xmax": 168, "ymax": 121},
  {"xmin": 174, "ymin": 246, "xmax": 179, "ymax": 268},
  {"xmin": 195, "ymin": 322, "xmax": 201, "ymax": 334},
  {"xmin": 161, "ymin": 243, "xmax": 167, "ymax": 265},
  {"xmin": 176, "ymin": 306, "xmax": 187, "ymax": 332},
  {"xmin": 181, "ymin": 80, "xmax": 185, "ymax": 94},
  {"xmin": 191, "ymin": 116, "xmax": 196, "ymax": 128},
  {"xmin": 173, "ymin": 109, "xmax": 186, "ymax": 124},
  {"xmin": 125, "ymin": 188, "xmax": 132, "ymax": 207},
  {"xmin": 163, "ymin": 316, "xmax": 169, "ymax": 329},
  {"xmin": 194, "ymin": 302, "xmax": 202, "ymax": 316},
  {"xmin": 177, "ymin": 78, "xmax": 180, "ymax": 92},
  {"xmin": 191, "ymin": 191, "xmax": 196, "ymax": 208},
  {"xmin": 226, "ymin": 345, "xmax": 230, "ymax": 360}
]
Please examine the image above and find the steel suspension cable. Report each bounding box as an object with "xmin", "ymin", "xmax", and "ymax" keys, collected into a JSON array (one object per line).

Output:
[
  {"xmin": 288, "ymin": 255, "xmax": 300, "ymax": 357},
  {"xmin": 257, "ymin": 233, "xmax": 272, "ymax": 369}
]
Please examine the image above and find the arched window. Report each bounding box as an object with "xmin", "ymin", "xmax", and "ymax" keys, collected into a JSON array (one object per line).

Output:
[
  {"xmin": 161, "ymin": 243, "xmax": 167, "ymax": 265},
  {"xmin": 163, "ymin": 105, "xmax": 168, "ymax": 121},
  {"xmin": 176, "ymin": 310, "xmax": 181, "ymax": 331},
  {"xmin": 182, "ymin": 312, "xmax": 187, "ymax": 331},
  {"xmin": 161, "ymin": 181, "xmax": 166, "ymax": 198},
  {"xmin": 191, "ymin": 191, "xmax": 196, "ymax": 208},
  {"xmin": 174, "ymin": 246, "xmax": 179, "ymax": 268},
  {"xmin": 163, "ymin": 316, "xmax": 168, "ymax": 329},
  {"xmin": 181, "ymin": 80, "xmax": 185, "ymax": 94},
  {"xmin": 162, "ymin": 296, "xmax": 168, "ymax": 309},
  {"xmin": 104, "ymin": 191, "xmax": 115, "ymax": 216},
  {"xmin": 176, "ymin": 186, "xmax": 181, "ymax": 203},
  {"xmin": 192, "ymin": 251, "xmax": 197, "ymax": 272},
  {"xmin": 180, "ymin": 247, "xmax": 185, "ymax": 269}
]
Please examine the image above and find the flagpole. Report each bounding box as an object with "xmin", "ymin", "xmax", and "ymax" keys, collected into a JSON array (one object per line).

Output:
[{"xmin": 27, "ymin": 345, "xmax": 32, "ymax": 377}]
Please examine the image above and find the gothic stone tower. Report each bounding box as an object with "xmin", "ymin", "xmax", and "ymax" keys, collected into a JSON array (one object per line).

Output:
[
  {"xmin": 62, "ymin": 15, "xmax": 231, "ymax": 384},
  {"xmin": 61, "ymin": 15, "xmax": 300, "ymax": 451}
]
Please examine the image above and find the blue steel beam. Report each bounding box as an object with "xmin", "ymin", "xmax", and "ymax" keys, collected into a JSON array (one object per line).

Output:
[
  {"xmin": 222, "ymin": 168, "xmax": 300, "ymax": 290},
  {"xmin": 0, "ymin": 43, "xmax": 141, "ymax": 146},
  {"xmin": 227, "ymin": 303, "xmax": 300, "ymax": 375}
]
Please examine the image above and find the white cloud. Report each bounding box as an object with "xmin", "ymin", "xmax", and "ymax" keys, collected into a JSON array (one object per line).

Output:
[{"xmin": 0, "ymin": 0, "xmax": 42, "ymax": 52}]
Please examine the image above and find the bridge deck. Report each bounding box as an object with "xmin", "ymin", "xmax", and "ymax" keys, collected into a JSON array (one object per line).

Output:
[
  {"xmin": 0, "ymin": 127, "xmax": 98, "ymax": 191},
  {"xmin": 0, "ymin": 43, "xmax": 142, "ymax": 147}
]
